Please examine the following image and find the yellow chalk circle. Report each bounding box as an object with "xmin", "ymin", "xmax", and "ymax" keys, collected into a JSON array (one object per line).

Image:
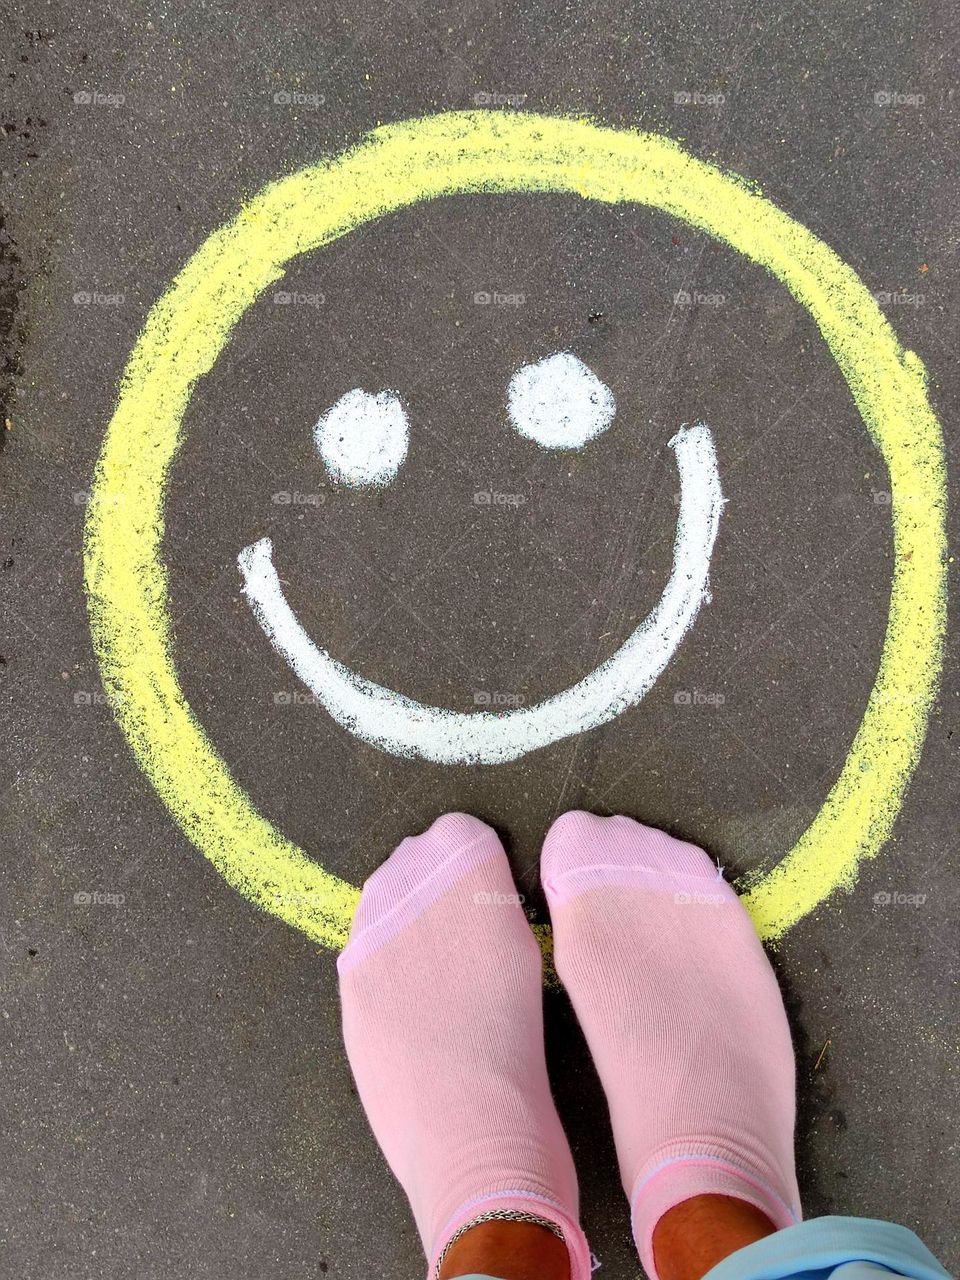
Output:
[{"xmin": 84, "ymin": 111, "xmax": 947, "ymax": 948}]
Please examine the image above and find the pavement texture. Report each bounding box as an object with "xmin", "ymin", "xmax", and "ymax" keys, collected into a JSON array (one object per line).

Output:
[{"xmin": 1, "ymin": 2, "xmax": 958, "ymax": 1277}]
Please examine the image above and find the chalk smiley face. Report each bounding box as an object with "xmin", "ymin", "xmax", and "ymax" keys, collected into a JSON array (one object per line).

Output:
[
  {"xmin": 84, "ymin": 112, "xmax": 946, "ymax": 951},
  {"xmin": 237, "ymin": 347, "xmax": 725, "ymax": 765}
]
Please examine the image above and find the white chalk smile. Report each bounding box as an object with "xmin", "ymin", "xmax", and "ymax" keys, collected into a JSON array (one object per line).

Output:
[{"xmin": 238, "ymin": 420, "xmax": 724, "ymax": 765}]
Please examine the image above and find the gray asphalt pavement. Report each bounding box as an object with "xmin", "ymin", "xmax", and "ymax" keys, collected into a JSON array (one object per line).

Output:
[{"xmin": 2, "ymin": 3, "xmax": 958, "ymax": 1277}]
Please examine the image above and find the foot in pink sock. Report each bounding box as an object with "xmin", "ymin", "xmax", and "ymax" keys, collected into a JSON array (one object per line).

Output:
[
  {"xmin": 338, "ymin": 812, "xmax": 592, "ymax": 1280},
  {"xmin": 542, "ymin": 811, "xmax": 801, "ymax": 1279}
]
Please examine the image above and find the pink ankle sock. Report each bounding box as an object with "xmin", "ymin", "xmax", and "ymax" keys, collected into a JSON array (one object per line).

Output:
[
  {"xmin": 542, "ymin": 811, "xmax": 802, "ymax": 1279},
  {"xmin": 338, "ymin": 812, "xmax": 592, "ymax": 1280}
]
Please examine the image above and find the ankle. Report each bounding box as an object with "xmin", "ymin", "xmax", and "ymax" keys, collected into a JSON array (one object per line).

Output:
[
  {"xmin": 652, "ymin": 1194, "xmax": 778, "ymax": 1280},
  {"xmin": 438, "ymin": 1218, "xmax": 571, "ymax": 1280}
]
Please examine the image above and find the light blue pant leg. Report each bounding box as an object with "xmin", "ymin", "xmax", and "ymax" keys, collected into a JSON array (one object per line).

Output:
[
  {"xmin": 702, "ymin": 1217, "xmax": 953, "ymax": 1280},
  {"xmin": 449, "ymin": 1216, "xmax": 953, "ymax": 1280}
]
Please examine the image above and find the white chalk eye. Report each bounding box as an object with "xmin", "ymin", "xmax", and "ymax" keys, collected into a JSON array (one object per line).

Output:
[
  {"xmin": 314, "ymin": 388, "xmax": 410, "ymax": 487},
  {"xmin": 507, "ymin": 351, "xmax": 615, "ymax": 449}
]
